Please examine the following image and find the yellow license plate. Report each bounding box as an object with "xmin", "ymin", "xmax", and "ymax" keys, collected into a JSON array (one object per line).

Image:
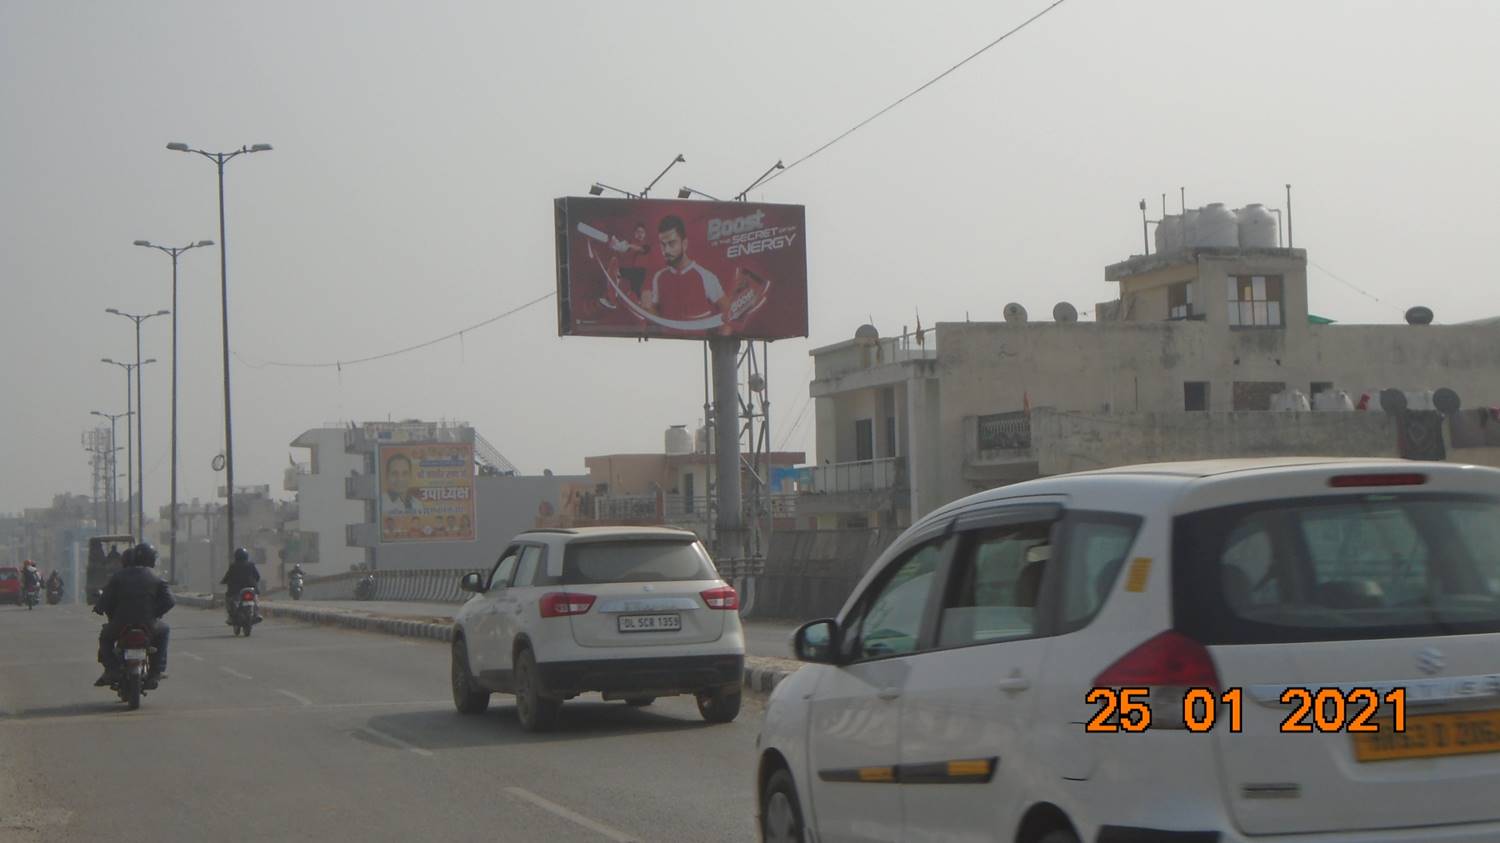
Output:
[{"xmin": 1352, "ymin": 709, "xmax": 1500, "ymax": 763}]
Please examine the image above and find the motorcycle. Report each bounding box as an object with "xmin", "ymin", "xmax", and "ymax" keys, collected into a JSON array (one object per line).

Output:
[
  {"xmin": 111, "ymin": 625, "xmax": 156, "ymax": 710},
  {"xmin": 354, "ymin": 574, "xmax": 375, "ymax": 601},
  {"xmin": 45, "ymin": 584, "xmax": 62, "ymax": 605},
  {"xmin": 289, "ymin": 573, "xmax": 304, "ymax": 601},
  {"xmin": 230, "ymin": 587, "xmax": 261, "ymax": 637},
  {"xmin": 22, "ymin": 583, "xmax": 39, "ymax": 610}
]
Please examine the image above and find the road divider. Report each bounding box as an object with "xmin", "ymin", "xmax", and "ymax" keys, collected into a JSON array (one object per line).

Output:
[{"xmin": 174, "ymin": 593, "xmax": 799, "ymax": 698}]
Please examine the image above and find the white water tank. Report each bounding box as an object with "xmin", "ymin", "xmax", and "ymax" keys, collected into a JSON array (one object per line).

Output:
[
  {"xmin": 1155, "ymin": 214, "xmax": 1183, "ymax": 255},
  {"xmin": 665, "ymin": 425, "xmax": 693, "ymax": 455},
  {"xmin": 1237, "ymin": 204, "xmax": 1278, "ymax": 249},
  {"xmin": 1270, "ymin": 389, "xmax": 1311, "ymax": 412},
  {"xmin": 1196, "ymin": 203, "xmax": 1239, "ymax": 247},
  {"xmin": 1314, "ymin": 390, "xmax": 1355, "ymax": 411},
  {"xmin": 694, "ymin": 425, "xmax": 714, "ymax": 454},
  {"xmin": 1180, "ymin": 208, "xmax": 1201, "ymax": 249}
]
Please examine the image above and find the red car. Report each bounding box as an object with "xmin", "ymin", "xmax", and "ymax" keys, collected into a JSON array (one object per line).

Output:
[{"xmin": 0, "ymin": 567, "xmax": 20, "ymax": 605}]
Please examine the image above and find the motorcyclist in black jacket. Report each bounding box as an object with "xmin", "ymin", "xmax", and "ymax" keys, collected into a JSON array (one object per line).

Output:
[
  {"xmin": 93, "ymin": 544, "xmax": 174, "ymax": 689},
  {"xmin": 221, "ymin": 547, "xmax": 261, "ymax": 625}
]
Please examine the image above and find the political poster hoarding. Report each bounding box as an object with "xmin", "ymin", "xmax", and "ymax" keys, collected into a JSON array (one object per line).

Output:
[
  {"xmin": 554, "ymin": 196, "xmax": 808, "ymax": 341},
  {"xmin": 377, "ymin": 443, "xmax": 476, "ymax": 543}
]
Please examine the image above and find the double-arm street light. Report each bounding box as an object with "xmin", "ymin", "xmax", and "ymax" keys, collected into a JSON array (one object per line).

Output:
[
  {"xmin": 106, "ymin": 308, "xmax": 169, "ymax": 533},
  {"xmin": 100, "ymin": 357, "xmax": 156, "ymax": 534},
  {"xmin": 134, "ymin": 239, "xmax": 214, "ymax": 582},
  {"xmin": 90, "ymin": 409, "xmax": 132, "ymax": 533},
  {"xmin": 166, "ymin": 141, "xmax": 272, "ymax": 557}
]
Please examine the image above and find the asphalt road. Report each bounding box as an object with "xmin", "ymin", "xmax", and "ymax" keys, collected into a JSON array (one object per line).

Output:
[
  {"xmin": 278, "ymin": 598, "xmax": 805, "ymax": 660},
  {"xmin": 0, "ymin": 602, "xmax": 768, "ymax": 842}
]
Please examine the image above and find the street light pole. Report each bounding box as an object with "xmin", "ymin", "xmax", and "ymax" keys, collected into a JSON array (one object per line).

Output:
[
  {"xmin": 167, "ymin": 141, "xmax": 272, "ymax": 558},
  {"xmin": 135, "ymin": 240, "xmax": 213, "ymax": 583},
  {"xmin": 91, "ymin": 410, "xmax": 132, "ymax": 533},
  {"xmin": 101, "ymin": 359, "xmax": 148, "ymax": 535},
  {"xmin": 106, "ymin": 309, "xmax": 168, "ymax": 535}
]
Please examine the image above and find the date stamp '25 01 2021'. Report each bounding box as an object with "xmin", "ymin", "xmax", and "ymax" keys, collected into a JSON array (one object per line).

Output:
[{"xmin": 1085, "ymin": 687, "xmax": 1409, "ymax": 734}]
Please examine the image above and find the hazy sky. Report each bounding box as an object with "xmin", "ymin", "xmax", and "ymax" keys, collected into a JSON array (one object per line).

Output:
[{"xmin": 3, "ymin": 0, "xmax": 1498, "ymax": 516}]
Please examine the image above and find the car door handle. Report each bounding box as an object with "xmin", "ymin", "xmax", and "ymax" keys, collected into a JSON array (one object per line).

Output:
[
  {"xmin": 997, "ymin": 671, "xmax": 1031, "ymax": 692},
  {"xmin": 876, "ymin": 687, "xmax": 902, "ymax": 701}
]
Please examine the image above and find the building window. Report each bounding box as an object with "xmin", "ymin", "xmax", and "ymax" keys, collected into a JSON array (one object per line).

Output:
[
  {"xmin": 1168, "ymin": 282, "xmax": 1194, "ymax": 320},
  {"xmin": 1226, "ymin": 275, "xmax": 1283, "ymax": 327},
  {"xmin": 1184, "ymin": 381, "xmax": 1209, "ymax": 411},
  {"xmin": 1233, "ymin": 381, "xmax": 1287, "ymax": 411},
  {"xmin": 855, "ymin": 419, "xmax": 874, "ymax": 462},
  {"xmin": 1310, "ymin": 381, "xmax": 1334, "ymax": 397}
]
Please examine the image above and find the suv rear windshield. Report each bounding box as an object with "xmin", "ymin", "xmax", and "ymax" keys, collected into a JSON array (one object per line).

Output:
[
  {"xmin": 1174, "ymin": 493, "xmax": 1500, "ymax": 643},
  {"xmin": 562, "ymin": 540, "xmax": 717, "ymax": 585},
  {"xmin": 0, "ymin": 570, "xmax": 17, "ymax": 581}
]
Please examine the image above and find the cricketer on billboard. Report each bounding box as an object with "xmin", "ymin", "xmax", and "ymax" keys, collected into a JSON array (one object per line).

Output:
[
  {"xmin": 378, "ymin": 443, "xmax": 477, "ymax": 543},
  {"xmin": 554, "ymin": 196, "xmax": 808, "ymax": 341}
]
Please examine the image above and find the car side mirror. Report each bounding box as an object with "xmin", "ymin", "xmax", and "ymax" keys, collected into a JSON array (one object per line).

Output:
[
  {"xmin": 793, "ymin": 619, "xmax": 839, "ymax": 664},
  {"xmin": 459, "ymin": 572, "xmax": 484, "ymax": 593}
]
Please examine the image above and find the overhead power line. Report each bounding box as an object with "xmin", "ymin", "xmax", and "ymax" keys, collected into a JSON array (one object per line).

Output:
[
  {"xmin": 757, "ymin": 0, "xmax": 1072, "ymax": 191},
  {"xmin": 235, "ymin": 291, "xmax": 556, "ymax": 370}
]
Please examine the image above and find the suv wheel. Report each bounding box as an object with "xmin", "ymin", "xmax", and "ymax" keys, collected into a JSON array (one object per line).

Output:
[
  {"xmin": 696, "ymin": 686, "xmax": 742, "ymax": 723},
  {"xmin": 761, "ymin": 768, "xmax": 804, "ymax": 842},
  {"xmin": 451, "ymin": 637, "xmax": 490, "ymax": 715},
  {"xmin": 513, "ymin": 648, "xmax": 561, "ymax": 731}
]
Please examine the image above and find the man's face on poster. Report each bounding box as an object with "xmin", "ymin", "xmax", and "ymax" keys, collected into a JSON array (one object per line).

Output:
[
  {"xmin": 385, "ymin": 456, "xmax": 413, "ymax": 497},
  {"xmin": 659, "ymin": 226, "xmax": 685, "ymax": 268}
]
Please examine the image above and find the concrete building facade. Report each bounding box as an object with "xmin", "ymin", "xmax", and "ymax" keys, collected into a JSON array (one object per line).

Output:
[
  {"xmin": 286, "ymin": 426, "xmax": 370, "ymax": 576},
  {"xmin": 806, "ymin": 243, "xmax": 1500, "ymax": 526}
]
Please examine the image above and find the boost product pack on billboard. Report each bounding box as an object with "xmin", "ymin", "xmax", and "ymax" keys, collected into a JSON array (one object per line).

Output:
[{"xmin": 554, "ymin": 196, "xmax": 808, "ymax": 341}]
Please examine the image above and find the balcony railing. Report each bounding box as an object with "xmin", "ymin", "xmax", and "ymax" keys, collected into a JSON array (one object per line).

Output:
[
  {"xmin": 976, "ymin": 411, "xmax": 1032, "ymax": 453},
  {"xmin": 805, "ymin": 457, "xmax": 905, "ymax": 494}
]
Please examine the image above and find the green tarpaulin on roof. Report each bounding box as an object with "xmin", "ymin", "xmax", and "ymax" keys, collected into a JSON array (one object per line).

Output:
[{"xmin": 1308, "ymin": 314, "xmax": 1336, "ymax": 325}]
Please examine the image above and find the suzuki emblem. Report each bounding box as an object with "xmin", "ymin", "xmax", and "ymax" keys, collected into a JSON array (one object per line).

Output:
[{"xmin": 1416, "ymin": 647, "xmax": 1446, "ymax": 676}]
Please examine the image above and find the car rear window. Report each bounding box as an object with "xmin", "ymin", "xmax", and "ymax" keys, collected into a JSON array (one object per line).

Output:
[
  {"xmin": 0, "ymin": 570, "xmax": 17, "ymax": 581},
  {"xmin": 1173, "ymin": 493, "xmax": 1500, "ymax": 643},
  {"xmin": 562, "ymin": 540, "xmax": 717, "ymax": 585}
]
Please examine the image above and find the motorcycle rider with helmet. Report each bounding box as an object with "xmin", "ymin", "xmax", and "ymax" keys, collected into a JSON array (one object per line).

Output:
[
  {"xmin": 221, "ymin": 547, "xmax": 261, "ymax": 626},
  {"xmin": 20, "ymin": 560, "xmax": 42, "ymax": 599},
  {"xmin": 93, "ymin": 543, "xmax": 174, "ymax": 689}
]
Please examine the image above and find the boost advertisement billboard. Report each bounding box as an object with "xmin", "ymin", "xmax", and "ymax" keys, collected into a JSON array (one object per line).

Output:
[
  {"xmin": 378, "ymin": 443, "xmax": 476, "ymax": 543},
  {"xmin": 554, "ymin": 196, "xmax": 808, "ymax": 341}
]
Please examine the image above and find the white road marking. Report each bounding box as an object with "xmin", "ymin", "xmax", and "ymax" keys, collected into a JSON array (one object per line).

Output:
[
  {"xmin": 219, "ymin": 667, "xmax": 252, "ymax": 680},
  {"xmin": 182, "ymin": 652, "xmax": 205, "ymax": 662},
  {"xmin": 505, "ymin": 787, "xmax": 640, "ymax": 842},
  {"xmin": 275, "ymin": 689, "xmax": 313, "ymax": 706},
  {"xmin": 0, "ymin": 699, "xmax": 452, "ymax": 728},
  {"xmin": 361, "ymin": 726, "xmax": 434, "ymax": 757}
]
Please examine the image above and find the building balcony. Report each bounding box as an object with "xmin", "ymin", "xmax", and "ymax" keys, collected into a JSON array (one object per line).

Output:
[
  {"xmin": 796, "ymin": 457, "xmax": 907, "ymax": 515},
  {"xmin": 284, "ymin": 463, "xmax": 310, "ymax": 492}
]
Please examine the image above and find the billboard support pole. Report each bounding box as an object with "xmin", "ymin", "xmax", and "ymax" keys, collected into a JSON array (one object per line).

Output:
[{"xmin": 711, "ymin": 338, "xmax": 743, "ymax": 561}]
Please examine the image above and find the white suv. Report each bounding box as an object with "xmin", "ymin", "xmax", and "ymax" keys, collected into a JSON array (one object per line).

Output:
[
  {"xmin": 756, "ymin": 458, "xmax": 1500, "ymax": 842},
  {"xmin": 450, "ymin": 526, "xmax": 746, "ymax": 731}
]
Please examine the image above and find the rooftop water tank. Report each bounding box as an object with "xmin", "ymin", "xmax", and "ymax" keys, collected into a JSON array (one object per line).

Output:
[
  {"xmin": 1237, "ymin": 204, "xmax": 1278, "ymax": 249},
  {"xmin": 665, "ymin": 425, "xmax": 693, "ymax": 455},
  {"xmin": 1313, "ymin": 390, "xmax": 1355, "ymax": 412},
  {"xmin": 1196, "ymin": 203, "xmax": 1239, "ymax": 247},
  {"xmin": 694, "ymin": 424, "xmax": 714, "ymax": 455},
  {"xmin": 1154, "ymin": 214, "xmax": 1183, "ymax": 255},
  {"xmin": 1180, "ymin": 208, "xmax": 1202, "ymax": 250}
]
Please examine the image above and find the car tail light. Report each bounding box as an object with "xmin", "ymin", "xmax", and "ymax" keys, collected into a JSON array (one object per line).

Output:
[
  {"xmin": 1092, "ymin": 631, "xmax": 1220, "ymax": 730},
  {"xmin": 121, "ymin": 629, "xmax": 150, "ymax": 648},
  {"xmin": 240, "ymin": 589, "xmax": 257, "ymax": 602},
  {"xmin": 539, "ymin": 592, "xmax": 596, "ymax": 618},
  {"xmin": 1329, "ymin": 473, "xmax": 1427, "ymax": 488},
  {"xmin": 700, "ymin": 585, "xmax": 739, "ymax": 610}
]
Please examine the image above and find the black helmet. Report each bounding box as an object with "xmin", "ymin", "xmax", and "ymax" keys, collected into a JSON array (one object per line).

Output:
[
  {"xmin": 234, "ymin": 547, "xmax": 251, "ymax": 564},
  {"xmin": 120, "ymin": 547, "xmax": 136, "ymax": 566},
  {"xmin": 132, "ymin": 543, "xmax": 159, "ymax": 568}
]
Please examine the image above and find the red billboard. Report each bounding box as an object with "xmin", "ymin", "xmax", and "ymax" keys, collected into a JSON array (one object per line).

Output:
[{"xmin": 554, "ymin": 196, "xmax": 808, "ymax": 341}]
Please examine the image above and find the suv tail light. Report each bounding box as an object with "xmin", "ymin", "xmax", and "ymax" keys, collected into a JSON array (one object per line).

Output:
[
  {"xmin": 539, "ymin": 592, "xmax": 596, "ymax": 618},
  {"xmin": 700, "ymin": 585, "xmax": 739, "ymax": 611},
  {"xmin": 1092, "ymin": 631, "xmax": 1220, "ymax": 730}
]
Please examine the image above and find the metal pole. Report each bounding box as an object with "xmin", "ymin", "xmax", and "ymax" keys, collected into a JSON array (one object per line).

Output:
[
  {"xmin": 216, "ymin": 155, "xmax": 237, "ymax": 555},
  {"xmin": 108, "ymin": 418, "xmax": 117, "ymax": 532},
  {"xmin": 135, "ymin": 320, "xmax": 146, "ymax": 536},
  {"xmin": 1285, "ymin": 183, "xmax": 1294, "ymax": 249},
  {"xmin": 124, "ymin": 369, "xmax": 134, "ymax": 536},
  {"xmin": 711, "ymin": 338, "xmax": 742, "ymax": 560},
  {"xmin": 170, "ymin": 250, "xmax": 180, "ymax": 582}
]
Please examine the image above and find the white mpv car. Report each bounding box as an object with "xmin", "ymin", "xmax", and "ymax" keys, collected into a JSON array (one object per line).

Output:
[
  {"xmin": 756, "ymin": 458, "xmax": 1500, "ymax": 842},
  {"xmin": 450, "ymin": 526, "xmax": 746, "ymax": 731}
]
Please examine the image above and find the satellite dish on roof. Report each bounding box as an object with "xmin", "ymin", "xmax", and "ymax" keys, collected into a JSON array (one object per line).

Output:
[
  {"xmin": 1003, "ymin": 303, "xmax": 1028, "ymax": 324},
  {"xmin": 1433, "ymin": 387, "xmax": 1461, "ymax": 415},
  {"xmin": 1053, "ymin": 302, "xmax": 1078, "ymax": 323},
  {"xmin": 1405, "ymin": 306, "xmax": 1434, "ymax": 325}
]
